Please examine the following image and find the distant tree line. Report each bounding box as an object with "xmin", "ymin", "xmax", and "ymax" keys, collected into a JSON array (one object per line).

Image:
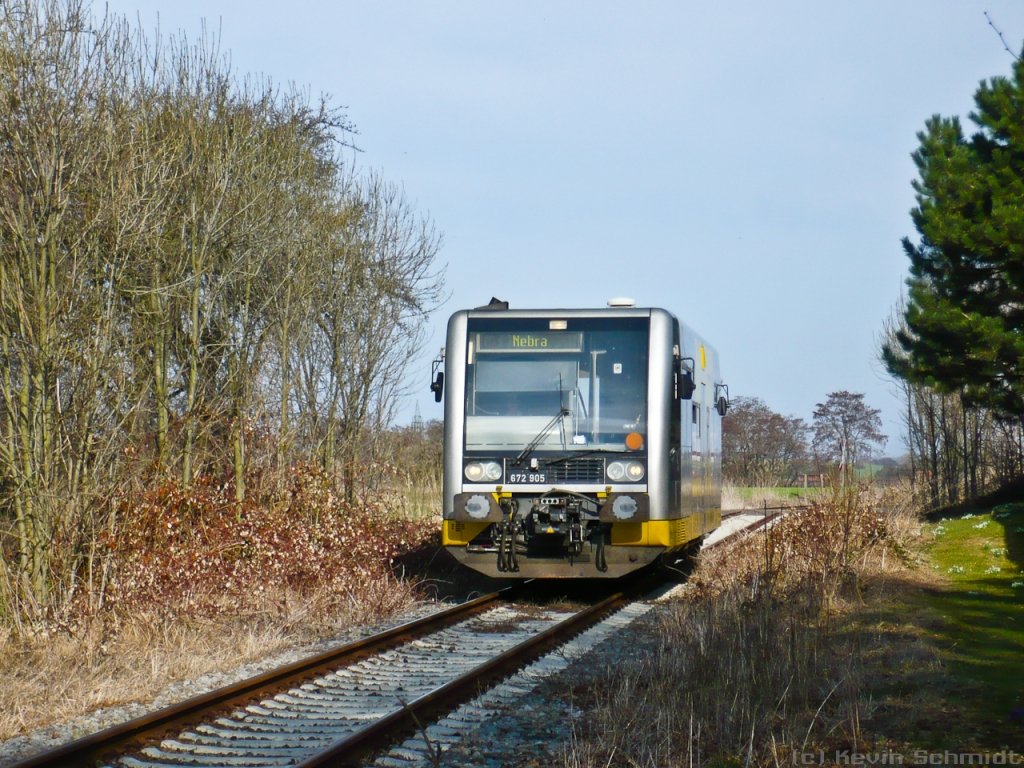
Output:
[
  {"xmin": 0, "ymin": 0, "xmax": 444, "ymax": 618},
  {"xmin": 722, "ymin": 397, "xmax": 808, "ymax": 486},
  {"xmin": 723, "ymin": 392, "xmax": 885, "ymax": 487},
  {"xmin": 883, "ymin": 47, "xmax": 1024, "ymax": 509}
]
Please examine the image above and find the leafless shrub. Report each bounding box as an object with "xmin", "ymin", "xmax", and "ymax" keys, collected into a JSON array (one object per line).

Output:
[
  {"xmin": 80, "ymin": 463, "xmax": 434, "ymax": 621},
  {"xmin": 564, "ymin": 485, "xmax": 921, "ymax": 767}
]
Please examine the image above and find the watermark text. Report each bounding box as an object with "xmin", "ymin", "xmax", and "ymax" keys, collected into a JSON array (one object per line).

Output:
[{"xmin": 792, "ymin": 750, "xmax": 1023, "ymax": 765}]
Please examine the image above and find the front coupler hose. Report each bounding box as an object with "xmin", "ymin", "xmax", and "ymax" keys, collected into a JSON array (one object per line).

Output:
[
  {"xmin": 594, "ymin": 527, "xmax": 608, "ymax": 572},
  {"xmin": 496, "ymin": 501, "xmax": 520, "ymax": 573}
]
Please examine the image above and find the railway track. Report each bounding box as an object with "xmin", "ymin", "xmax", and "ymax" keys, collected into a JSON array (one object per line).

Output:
[
  {"xmin": 722, "ymin": 501, "xmax": 811, "ymax": 520},
  {"xmin": 11, "ymin": 507, "xmax": 796, "ymax": 768},
  {"xmin": 712, "ymin": 502, "xmax": 799, "ymax": 544},
  {"xmin": 10, "ymin": 588, "xmax": 636, "ymax": 768}
]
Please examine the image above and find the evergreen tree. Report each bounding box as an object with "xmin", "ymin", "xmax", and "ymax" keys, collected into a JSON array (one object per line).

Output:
[{"xmin": 884, "ymin": 53, "xmax": 1024, "ymax": 418}]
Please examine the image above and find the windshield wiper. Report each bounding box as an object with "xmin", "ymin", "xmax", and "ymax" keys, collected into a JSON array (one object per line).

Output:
[{"xmin": 514, "ymin": 408, "xmax": 570, "ymax": 465}]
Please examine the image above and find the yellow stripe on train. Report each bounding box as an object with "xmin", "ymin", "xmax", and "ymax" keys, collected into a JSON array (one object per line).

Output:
[
  {"xmin": 443, "ymin": 517, "xmax": 719, "ymax": 549},
  {"xmin": 443, "ymin": 520, "xmax": 489, "ymax": 546}
]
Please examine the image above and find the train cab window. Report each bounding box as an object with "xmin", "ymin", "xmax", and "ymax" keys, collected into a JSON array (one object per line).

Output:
[
  {"xmin": 472, "ymin": 359, "xmax": 577, "ymax": 416},
  {"xmin": 464, "ymin": 316, "xmax": 648, "ymax": 452},
  {"xmin": 692, "ymin": 403, "xmax": 700, "ymax": 438}
]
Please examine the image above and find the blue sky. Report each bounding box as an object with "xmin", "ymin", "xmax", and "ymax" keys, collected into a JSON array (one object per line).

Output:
[{"xmin": 100, "ymin": 0, "xmax": 1024, "ymax": 454}]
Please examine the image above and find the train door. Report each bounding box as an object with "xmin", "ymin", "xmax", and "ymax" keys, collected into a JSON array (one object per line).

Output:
[
  {"xmin": 692, "ymin": 395, "xmax": 702, "ymax": 519},
  {"xmin": 701, "ymin": 383, "xmax": 712, "ymax": 531},
  {"xmin": 671, "ymin": 322, "xmax": 683, "ymax": 515}
]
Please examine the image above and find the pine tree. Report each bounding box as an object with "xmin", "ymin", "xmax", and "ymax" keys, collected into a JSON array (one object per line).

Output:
[{"xmin": 884, "ymin": 52, "xmax": 1024, "ymax": 418}]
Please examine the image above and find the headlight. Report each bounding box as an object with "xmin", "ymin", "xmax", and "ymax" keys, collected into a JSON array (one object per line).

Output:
[
  {"xmin": 465, "ymin": 461, "xmax": 502, "ymax": 482},
  {"xmin": 607, "ymin": 460, "xmax": 645, "ymax": 482},
  {"xmin": 625, "ymin": 461, "xmax": 645, "ymax": 481}
]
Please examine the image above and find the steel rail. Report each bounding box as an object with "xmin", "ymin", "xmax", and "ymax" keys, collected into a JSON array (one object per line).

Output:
[
  {"xmin": 288, "ymin": 514, "xmax": 798, "ymax": 766},
  {"xmin": 9, "ymin": 586, "xmax": 518, "ymax": 768},
  {"xmin": 707, "ymin": 507, "xmax": 793, "ymax": 551},
  {"xmin": 293, "ymin": 588, "xmax": 631, "ymax": 767},
  {"xmin": 722, "ymin": 502, "xmax": 811, "ymax": 520}
]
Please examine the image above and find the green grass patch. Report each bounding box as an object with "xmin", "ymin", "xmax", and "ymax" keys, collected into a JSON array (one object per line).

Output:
[
  {"xmin": 920, "ymin": 502, "xmax": 1024, "ymax": 738},
  {"xmin": 732, "ymin": 485, "xmax": 825, "ymax": 501}
]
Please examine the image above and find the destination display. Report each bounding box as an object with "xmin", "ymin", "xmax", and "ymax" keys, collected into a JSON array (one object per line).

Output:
[{"xmin": 475, "ymin": 331, "xmax": 583, "ymax": 353}]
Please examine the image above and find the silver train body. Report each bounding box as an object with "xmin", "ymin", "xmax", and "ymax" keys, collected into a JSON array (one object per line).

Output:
[{"xmin": 434, "ymin": 303, "xmax": 727, "ymax": 578}]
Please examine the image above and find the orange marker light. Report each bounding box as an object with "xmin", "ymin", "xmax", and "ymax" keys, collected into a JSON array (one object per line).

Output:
[{"xmin": 625, "ymin": 432, "xmax": 644, "ymax": 451}]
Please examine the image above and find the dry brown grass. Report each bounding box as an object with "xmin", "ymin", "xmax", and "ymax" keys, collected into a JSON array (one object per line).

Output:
[
  {"xmin": 0, "ymin": 575, "xmax": 419, "ymax": 740},
  {"xmin": 563, "ymin": 484, "xmax": 939, "ymax": 767}
]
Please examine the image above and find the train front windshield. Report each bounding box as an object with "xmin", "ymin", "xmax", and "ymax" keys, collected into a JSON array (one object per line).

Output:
[{"xmin": 464, "ymin": 317, "xmax": 648, "ymax": 452}]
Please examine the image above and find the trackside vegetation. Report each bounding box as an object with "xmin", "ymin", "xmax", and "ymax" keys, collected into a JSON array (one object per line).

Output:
[
  {"xmin": 0, "ymin": 0, "xmax": 444, "ymax": 626},
  {"xmin": 559, "ymin": 487, "xmax": 1024, "ymax": 766},
  {"xmin": 723, "ymin": 392, "xmax": 891, "ymax": 491},
  {"xmin": 0, "ymin": 466, "xmax": 437, "ymax": 739}
]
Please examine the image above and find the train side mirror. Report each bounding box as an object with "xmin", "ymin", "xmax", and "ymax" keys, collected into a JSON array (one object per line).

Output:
[
  {"xmin": 715, "ymin": 383, "xmax": 730, "ymax": 416},
  {"xmin": 676, "ymin": 358, "xmax": 696, "ymax": 400},
  {"xmin": 430, "ymin": 348, "xmax": 445, "ymax": 403},
  {"xmin": 430, "ymin": 371, "xmax": 444, "ymax": 402}
]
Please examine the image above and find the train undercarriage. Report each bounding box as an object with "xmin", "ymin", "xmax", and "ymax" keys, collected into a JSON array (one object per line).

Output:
[{"xmin": 443, "ymin": 488, "xmax": 696, "ymax": 578}]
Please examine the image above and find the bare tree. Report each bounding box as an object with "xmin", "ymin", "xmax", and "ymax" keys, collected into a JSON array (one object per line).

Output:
[
  {"xmin": 722, "ymin": 396, "xmax": 808, "ymax": 486},
  {"xmin": 295, "ymin": 174, "xmax": 444, "ymax": 498},
  {"xmin": 812, "ymin": 391, "xmax": 886, "ymax": 485},
  {"xmin": 0, "ymin": 0, "xmax": 444, "ymax": 623},
  {"xmin": 0, "ymin": 0, "xmax": 142, "ymax": 612},
  {"xmin": 265, "ymin": 104, "xmax": 348, "ymax": 474}
]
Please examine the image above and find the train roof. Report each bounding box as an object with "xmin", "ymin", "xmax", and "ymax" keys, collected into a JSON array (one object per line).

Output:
[{"xmin": 459, "ymin": 304, "xmax": 667, "ymax": 319}]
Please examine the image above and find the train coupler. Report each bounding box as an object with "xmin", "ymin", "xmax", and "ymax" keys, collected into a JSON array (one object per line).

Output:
[
  {"xmin": 566, "ymin": 521, "xmax": 584, "ymax": 558},
  {"xmin": 496, "ymin": 499, "xmax": 522, "ymax": 573}
]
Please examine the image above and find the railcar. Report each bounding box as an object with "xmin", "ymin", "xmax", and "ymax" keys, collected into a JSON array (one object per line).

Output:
[{"xmin": 429, "ymin": 298, "xmax": 727, "ymax": 578}]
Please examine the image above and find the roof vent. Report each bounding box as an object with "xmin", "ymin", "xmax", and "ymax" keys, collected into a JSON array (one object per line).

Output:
[
  {"xmin": 476, "ymin": 297, "xmax": 509, "ymax": 311},
  {"xmin": 607, "ymin": 297, "xmax": 636, "ymax": 308}
]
